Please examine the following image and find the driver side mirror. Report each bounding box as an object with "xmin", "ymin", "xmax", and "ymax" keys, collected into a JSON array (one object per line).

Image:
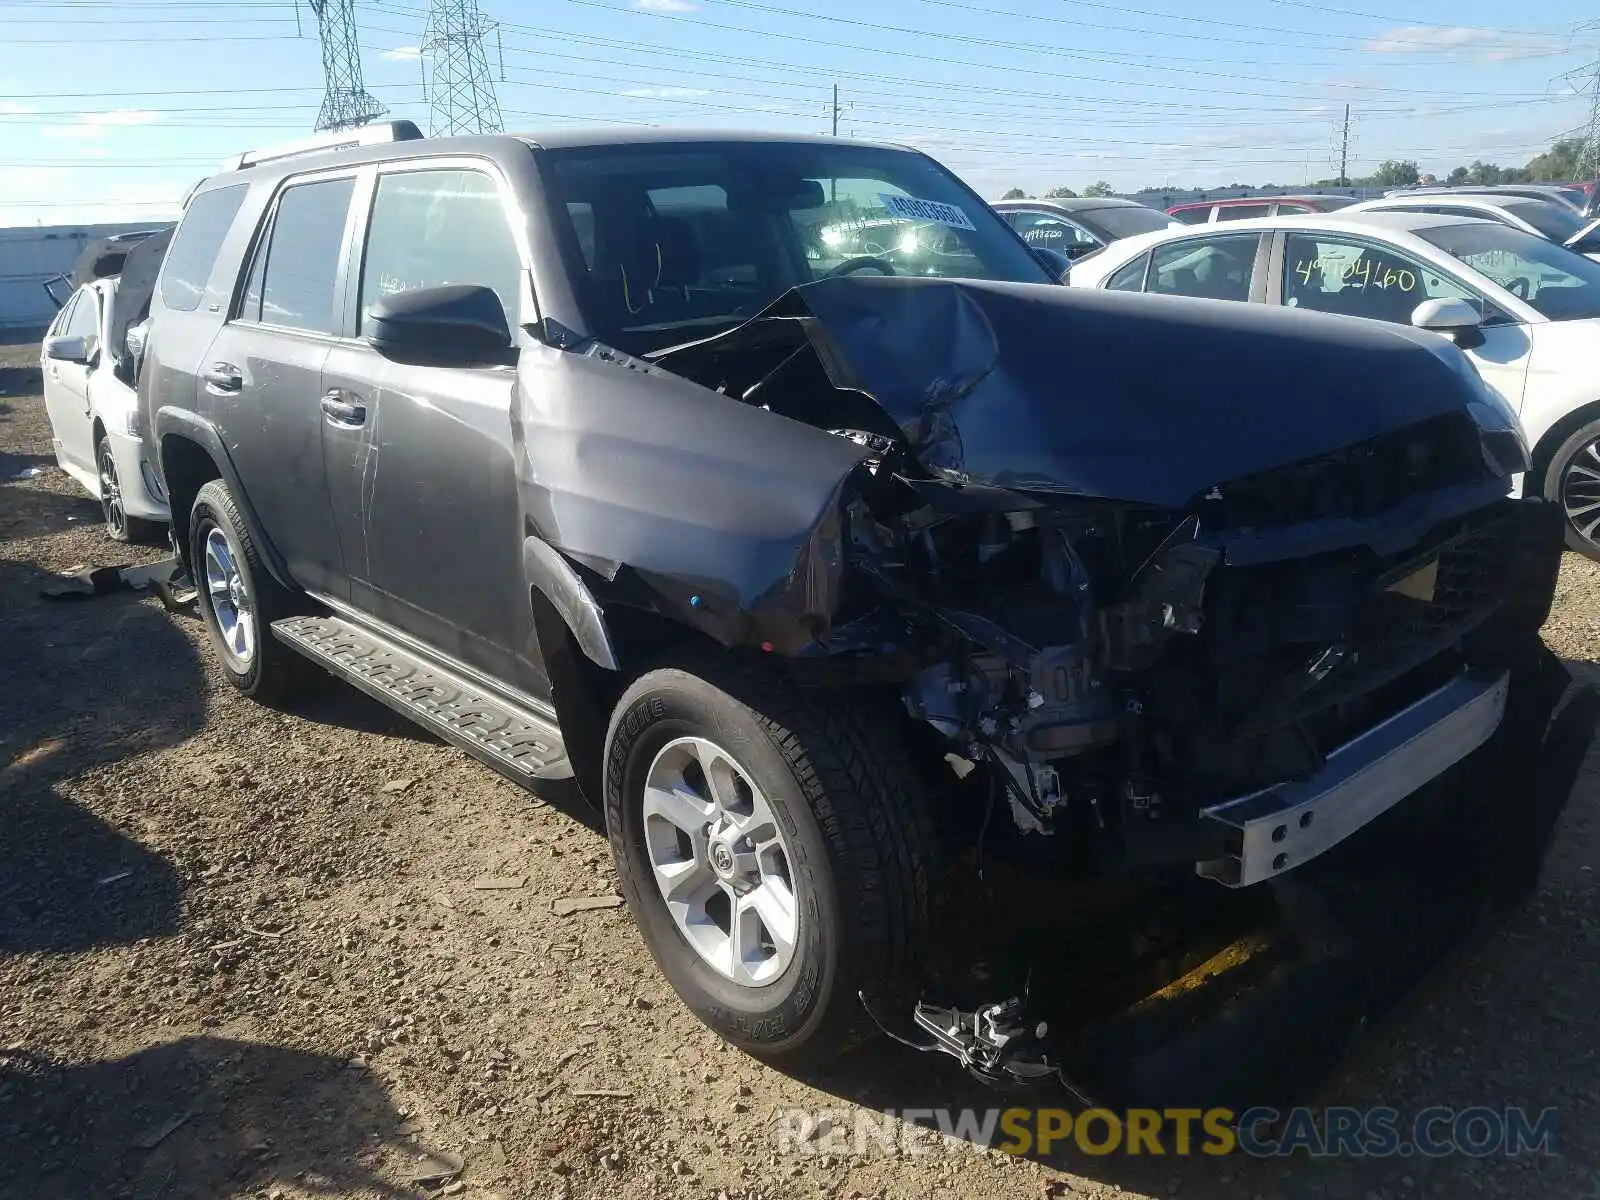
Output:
[
  {"xmin": 1410, "ymin": 297, "xmax": 1485, "ymax": 351},
  {"xmin": 43, "ymin": 333, "xmax": 94, "ymax": 365},
  {"xmin": 365, "ymin": 284, "xmax": 513, "ymax": 366},
  {"xmin": 1031, "ymin": 246, "xmax": 1073, "ymax": 283}
]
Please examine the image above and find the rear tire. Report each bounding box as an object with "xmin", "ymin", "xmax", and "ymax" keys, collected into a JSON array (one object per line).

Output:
[
  {"xmin": 604, "ymin": 657, "xmax": 936, "ymax": 1066},
  {"xmin": 1541, "ymin": 416, "xmax": 1600, "ymax": 563},
  {"xmin": 189, "ymin": 478, "xmax": 308, "ymax": 702}
]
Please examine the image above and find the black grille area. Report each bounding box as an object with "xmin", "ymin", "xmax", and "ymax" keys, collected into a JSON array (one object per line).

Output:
[
  {"xmin": 1199, "ymin": 412, "xmax": 1489, "ymax": 528},
  {"xmin": 1212, "ymin": 506, "xmax": 1513, "ymax": 732},
  {"xmin": 1139, "ymin": 505, "xmax": 1521, "ymax": 798}
]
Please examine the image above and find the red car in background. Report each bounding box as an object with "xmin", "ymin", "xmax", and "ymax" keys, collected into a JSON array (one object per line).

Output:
[{"xmin": 1166, "ymin": 194, "xmax": 1358, "ymax": 224}]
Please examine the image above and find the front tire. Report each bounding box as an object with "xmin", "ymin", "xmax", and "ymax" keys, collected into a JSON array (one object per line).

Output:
[
  {"xmin": 604, "ymin": 658, "xmax": 936, "ymax": 1066},
  {"xmin": 1542, "ymin": 416, "xmax": 1600, "ymax": 563},
  {"xmin": 189, "ymin": 478, "xmax": 307, "ymax": 702},
  {"xmin": 97, "ymin": 435, "xmax": 157, "ymax": 544}
]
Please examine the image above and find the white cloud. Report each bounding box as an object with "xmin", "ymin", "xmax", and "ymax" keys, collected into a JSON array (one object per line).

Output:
[
  {"xmin": 635, "ymin": 0, "xmax": 698, "ymax": 11},
  {"xmin": 0, "ymin": 101, "xmax": 35, "ymax": 116},
  {"xmin": 620, "ymin": 86, "xmax": 711, "ymax": 98},
  {"xmin": 382, "ymin": 45, "xmax": 422, "ymax": 61},
  {"xmin": 40, "ymin": 109, "xmax": 161, "ymax": 141},
  {"xmin": 1365, "ymin": 25, "xmax": 1568, "ymax": 62},
  {"xmin": 98, "ymin": 109, "xmax": 161, "ymax": 127}
]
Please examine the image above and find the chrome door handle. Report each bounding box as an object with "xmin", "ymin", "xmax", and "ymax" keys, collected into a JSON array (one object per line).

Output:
[
  {"xmin": 201, "ymin": 363, "xmax": 243, "ymax": 394},
  {"xmin": 320, "ymin": 389, "xmax": 366, "ymax": 426}
]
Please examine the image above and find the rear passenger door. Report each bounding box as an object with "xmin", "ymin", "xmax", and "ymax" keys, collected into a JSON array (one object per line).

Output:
[
  {"xmin": 324, "ymin": 162, "xmax": 537, "ymax": 689},
  {"xmin": 204, "ymin": 170, "xmax": 360, "ymax": 596}
]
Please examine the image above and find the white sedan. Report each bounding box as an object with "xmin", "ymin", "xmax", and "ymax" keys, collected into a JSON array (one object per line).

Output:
[
  {"xmin": 1345, "ymin": 193, "xmax": 1600, "ymax": 260},
  {"xmin": 1069, "ymin": 210, "xmax": 1600, "ymax": 559},
  {"xmin": 41, "ymin": 276, "xmax": 168, "ymax": 541}
]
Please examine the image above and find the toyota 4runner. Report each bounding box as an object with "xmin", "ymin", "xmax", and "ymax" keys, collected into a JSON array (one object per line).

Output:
[{"xmin": 140, "ymin": 121, "xmax": 1579, "ymax": 1080}]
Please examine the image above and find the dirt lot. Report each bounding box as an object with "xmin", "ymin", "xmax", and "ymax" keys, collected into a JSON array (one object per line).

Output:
[{"xmin": 3, "ymin": 334, "xmax": 1599, "ymax": 1200}]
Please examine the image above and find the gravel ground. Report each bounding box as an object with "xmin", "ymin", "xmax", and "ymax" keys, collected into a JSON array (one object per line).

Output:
[{"xmin": 2, "ymin": 335, "xmax": 1599, "ymax": 1200}]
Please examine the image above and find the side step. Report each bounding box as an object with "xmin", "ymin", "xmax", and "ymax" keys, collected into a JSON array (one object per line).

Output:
[{"xmin": 272, "ymin": 614, "xmax": 572, "ymax": 783}]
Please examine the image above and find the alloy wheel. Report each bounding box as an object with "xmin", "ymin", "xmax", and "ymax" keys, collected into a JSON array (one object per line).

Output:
[
  {"xmin": 641, "ymin": 736, "xmax": 800, "ymax": 987},
  {"xmin": 203, "ymin": 526, "xmax": 256, "ymax": 667},
  {"xmin": 1561, "ymin": 439, "xmax": 1600, "ymax": 548},
  {"xmin": 98, "ymin": 442, "xmax": 126, "ymax": 539}
]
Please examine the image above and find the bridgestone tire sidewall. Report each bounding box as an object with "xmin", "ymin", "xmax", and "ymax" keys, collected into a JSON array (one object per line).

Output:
[{"xmin": 605, "ymin": 672, "xmax": 845, "ymax": 1058}]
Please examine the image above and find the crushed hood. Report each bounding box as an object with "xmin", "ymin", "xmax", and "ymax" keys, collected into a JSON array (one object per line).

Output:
[{"xmin": 655, "ymin": 276, "xmax": 1491, "ymax": 510}]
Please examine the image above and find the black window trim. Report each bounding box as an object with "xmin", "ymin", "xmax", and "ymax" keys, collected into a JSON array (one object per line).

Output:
[
  {"xmin": 228, "ymin": 165, "xmax": 365, "ymax": 342},
  {"xmin": 1265, "ymin": 228, "xmax": 1516, "ymax": 326},
  {"xmin": 355, "ymin": 154, "xmax": 535, "ymax": 339}
]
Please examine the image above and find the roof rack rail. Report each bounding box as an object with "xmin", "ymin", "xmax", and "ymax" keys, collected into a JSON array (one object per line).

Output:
[{"xmin": 223, "ymin": 120, "xmax": 424, "ymax": 172}]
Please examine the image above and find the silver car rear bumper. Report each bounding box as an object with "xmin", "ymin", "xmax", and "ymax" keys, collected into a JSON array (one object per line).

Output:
[{"xmin": 1197, "ymin": 670, "xmax": 1510, "ymax": 888}]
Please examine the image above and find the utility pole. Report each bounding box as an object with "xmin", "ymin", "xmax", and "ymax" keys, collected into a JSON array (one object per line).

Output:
[
  {"xmin": 832, "ymin": 83, "xmax": 839, "ymax": 137},
  {"xmin": 421, "ymin": 0, "xmax": 504, "ymax": 136},
  {"xmin": 1338, "ymin": 103, "xmax": 1351, "ymax": 188},
  {"xmin": 305, "ymin": 0, "xmax": 385, "ymax": 132}
]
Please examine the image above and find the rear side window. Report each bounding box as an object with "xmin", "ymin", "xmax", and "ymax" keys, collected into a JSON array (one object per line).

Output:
[
  {"xmin": 1216, "ymin": 203, "xmax": 1270, "ymax": 222},
  {"xmin": 160, "ymin": 183, "xmax": 247, "ymax": 313},
  {"xmin": 1147, "ymin": 234, "xmax": 1260, "ymax": 302},
  {"xmin": 357, "ymin": 168, "xmax": 522, "ymax": 334},
  {"xmin": 241, "ymin": 177, "xmax": 355, "ymax": 334}
]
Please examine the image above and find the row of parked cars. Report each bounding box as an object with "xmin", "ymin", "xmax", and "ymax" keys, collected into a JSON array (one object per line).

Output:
[
  {"xmin": 992, "ymin": 185, "xmax": 1600, "ymax": 559},
  {"xmin": 31, "ymin": 123, "xmax": 1580, "ymax": 1084}
]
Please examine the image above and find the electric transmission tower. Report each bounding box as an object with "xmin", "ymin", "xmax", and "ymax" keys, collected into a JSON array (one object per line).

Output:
[
  {"xmin": 303, "ymin": 0, "xmax": 386, "ymax": 132},
  {"xmin": 421, "ymin": 0, "xmax": 505, "ymax": 136}
]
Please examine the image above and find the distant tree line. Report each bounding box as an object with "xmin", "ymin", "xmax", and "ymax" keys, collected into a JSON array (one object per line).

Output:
[{"xmin": 999, "ymin": 136, "xmax": 1587, "ymax": 200}]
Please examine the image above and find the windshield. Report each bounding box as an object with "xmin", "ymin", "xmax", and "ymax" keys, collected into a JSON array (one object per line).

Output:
[
  {"xmin": 1080, "ymin": 204, "xmax": 1175, "ymax": 240},
  {"xmin": 1503, "ymin": 199, "xmax": 1585, "ymax": 241},
  {"xmin": 1417, "ymin": 221, "xmax": 1600, "ymax": 321},
  {"xmin": 540, "ymin": 140, "xmax": 1051, "ymax": 354}
]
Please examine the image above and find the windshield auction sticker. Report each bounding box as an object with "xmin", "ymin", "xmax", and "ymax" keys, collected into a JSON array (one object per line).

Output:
[{"xmin": 879, "ymin": 193, "xmax": 977, "ymax": 231}]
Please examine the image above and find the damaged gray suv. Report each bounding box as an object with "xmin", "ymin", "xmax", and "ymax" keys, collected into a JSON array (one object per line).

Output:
[{"xmin": 142, "ymin": 121, "xmax": 1571, "ymax": 1076}]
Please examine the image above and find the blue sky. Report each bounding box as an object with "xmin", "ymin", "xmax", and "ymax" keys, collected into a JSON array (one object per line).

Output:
[{"xmin": 1, "ymin": 0, "xmax": 1596, "ymax": 226}]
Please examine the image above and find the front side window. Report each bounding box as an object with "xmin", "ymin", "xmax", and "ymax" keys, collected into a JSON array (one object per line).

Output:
[
  {"xmin": 1416, "ymin": 221, "xmax": 1600, "ymax": 321},
  {"xmin": 359, "ymin": 168, "xmax": 523, "ymax": 333},
  {"xmin": 160, "ymin": 183, "xmax": 247, "ymax": 313},
  {"xmin": 1004, "ymin": 210, "xmax": 1100, "ymax": 256},
  {"xmin": 542, "ymin": 141, "xmax": 1050, "ymax": 354},
  {"xmin": 1169, "ymin": 207, "xmax": 1211, "ymax": 225},
  {"xmin": 1282, "ymin": 233, "xmax": 1479, "ymax": 325},
  {"xmin": 241, "ymin": 176, "xmax": 355, "ymax": 334},
  {"xmin": 64, "ymin": 288, "xmax": 99, "ymax": 340},
  {"xmin": 1082, "ymin": 204, "xmax": 1175, "ymax": 240},
  {"xmin": 1147, "ymin": 234, "xmax": 1260, "ymax": 302}
]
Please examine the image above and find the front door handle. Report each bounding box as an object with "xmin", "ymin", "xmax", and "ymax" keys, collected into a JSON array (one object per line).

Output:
[
  {"xmin": 201, "ymin": 363, "xmax": 243, "ymax": 394},
  {"xmin": 320, "ymin": 389, "xmax": 366, "ymax": 426}
]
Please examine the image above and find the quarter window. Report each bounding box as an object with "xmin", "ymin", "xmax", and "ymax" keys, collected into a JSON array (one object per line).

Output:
[
  {"xmin": 159, "ymin": 183, "xmax": 247, "ymax": 313},
  {"xmin": 1283, "ymin": 233, "xmax": 1479, "ymax": 325},
  {"xmin": 1105, "ymin": 253, "xmax": 1148, "ymax": 291},
  {"xmin": 358, "ymin": 168, "xmax": 522, "ymax": 333},
  {"xmin": 1147, "ymin": 234, "xmax": 1259, "ymax": 302},
  {"xmin": 241, "ymin": 176, "xmax": 356, "ymax": 334}
]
